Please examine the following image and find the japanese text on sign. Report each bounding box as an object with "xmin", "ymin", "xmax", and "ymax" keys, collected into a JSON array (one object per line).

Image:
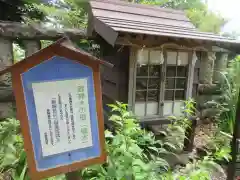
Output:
[{"xmin": 32, "ymin": 78, "xmax": 93, "ymax": 157}]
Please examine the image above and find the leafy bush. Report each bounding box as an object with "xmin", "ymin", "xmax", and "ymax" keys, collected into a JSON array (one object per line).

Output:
[
  {"xmin": 83, "ymin": 100, "xmax": 228, "ymax": 180},
  {"xmin": 0, "ymin": 118, "xmax": 27, "ymax": 180},
  {"xmin": 0, "ymin": 118, "xmax": 65, "ymax": 180},
  {"xmin": 168, "ymin": 154, "xmax": 225, "ymax": 180},
  {"xmin": 82, "ymin": 102, "xmax": 172, "ymax": 180},
  {"xmin": 218, "ymin": 56, "xmax": 240, "ymax": 133},
  {"xmin": 204, "ymin": 131, "xmax": 231, "ymax": 154},
  {"xmin": 196, "ymin": 130, "xmax": 231, "ymax": 164},
  {"xmin": 163, "ymin": 99, "xmax": 196, "ymax": 151},
  {"xmin": 0, "ymin": 101, "xmax": 229, "ymax": 180}
]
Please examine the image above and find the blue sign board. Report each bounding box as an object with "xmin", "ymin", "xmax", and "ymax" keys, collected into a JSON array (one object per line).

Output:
[{"xmin": 21, "ymin": 56, "xmax": 101, "ymax": 171}]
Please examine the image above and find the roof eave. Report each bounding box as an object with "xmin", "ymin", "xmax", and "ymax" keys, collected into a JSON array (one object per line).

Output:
[{"xmin": 92, "ymin": 17, "xmax": 118, "ymax": 46}]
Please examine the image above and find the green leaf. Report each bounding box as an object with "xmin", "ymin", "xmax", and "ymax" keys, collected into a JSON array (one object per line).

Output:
[
  {"xmin": 109, "ymin": 115, "xmax": 122, "ymax": 121},
  {"xmin": 1, "ymin": 153, "xmax": 17, "ymax": 167},
  {"xmin": 19, "ymin": 163, "xmax": 28, "ymax": 180},
  {"xmin": 163, "ymin": 142, "xmax": 177, "ymax": 150},
  {"xmin": 105, "ymin": 130, "xmax": 114, "ymax": 138},
  {"xmin": 132, "ymin": 159, "xmax": 149, "ymax": 171},
  {"xmin": 7, "ymin": 144, "xmax": 16, "ymax": 153},
  {"xmin": 148, "ymin": 146, "xmax": 159, "ymax": 153},
  {"xmin": 18, "ymin": 151, "xmax": 26, "ymax": 164},
  {"xmin": 128, "ymin": 144, "xmax": 142, "ymax": 156}
]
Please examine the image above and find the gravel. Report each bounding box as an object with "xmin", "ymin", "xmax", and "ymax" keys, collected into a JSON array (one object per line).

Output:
[
  {"xmin": 194, "ymin": 123, "xmax": 227, "ymax": 180},
  {"xmin": 211, "ymin": 169, "xmax": 227, "ymax": 180}
]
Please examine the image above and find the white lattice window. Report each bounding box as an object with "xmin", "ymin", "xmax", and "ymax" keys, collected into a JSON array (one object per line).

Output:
[{"xmin": 129, "ymin": 48, "xmax": 194, "ymax": 119}]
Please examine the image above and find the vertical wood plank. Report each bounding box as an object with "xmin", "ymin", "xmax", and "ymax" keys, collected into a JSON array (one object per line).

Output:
[
  {"xmin": 161, "ymin": 51, "xmax": 167, "ymax": 116},
  {"xmin": 117, "ymin": 46, "xmax": 130, "ymax": 103},
  {"xmin": 172, "ymin": 51, "xmax": 178, "ymax": 114},
  {"xmin": 158, "ymin": 50, "xmax": 165, "ymax": 116},
  {"xmin": 183, "ymin": 51, "xmax": 198, "ymax": 151},
  {"xmin": 128, "ymin": 47, "xmax": 137, "ymax": 112},
  {"xmin": 145, "ymin": 50, "xmax": 150, "ymax": 116},
  {"xmin": 186, "ymin": 51, "xmax": 197, "ymax": 99}
]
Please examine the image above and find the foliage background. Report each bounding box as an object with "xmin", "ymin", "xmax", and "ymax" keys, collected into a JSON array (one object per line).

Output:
[
  {"xmin": 0, "ymin": 102, "xmax": 230, "ymax": 180},
  {"xmin": 30, "ymin": 0, "xmax": 226, "ymax": 34},
  {"xmin": 218, "ymin": 56, "xmax": 240, "ymax": 134}
]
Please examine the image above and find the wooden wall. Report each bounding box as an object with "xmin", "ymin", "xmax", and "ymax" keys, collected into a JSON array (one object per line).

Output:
[{"xmin": 100, "ymin": 45, "xmax": 130, "ymax": 105}]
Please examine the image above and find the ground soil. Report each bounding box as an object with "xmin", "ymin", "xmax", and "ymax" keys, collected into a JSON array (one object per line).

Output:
[{"xmin": 194, "ymin": 123, "xmax": 227, "ymax": 180}]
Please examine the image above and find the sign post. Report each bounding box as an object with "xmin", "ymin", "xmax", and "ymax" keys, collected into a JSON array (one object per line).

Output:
[
  {"xmin": 66, "ymin": 171, "xmax": 82, "ymax": 180},
  {"xmin": 0, "ymin": 37, "xmax": 111, "ymax": 180}
]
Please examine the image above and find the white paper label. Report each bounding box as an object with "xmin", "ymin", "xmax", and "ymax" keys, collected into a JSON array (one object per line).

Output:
[{"xmin": 32, "ymin": 78, "xmax": 93, "ymax": 157}]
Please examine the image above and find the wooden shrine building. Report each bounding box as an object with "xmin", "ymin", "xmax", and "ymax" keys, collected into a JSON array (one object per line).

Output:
[{"xmin": 87, "ymin": 0, "xmax": 240, "ymax": 125}]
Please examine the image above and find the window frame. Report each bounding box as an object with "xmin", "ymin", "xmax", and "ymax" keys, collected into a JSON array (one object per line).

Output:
[{"xmin": 128, "ymin": 47, "xmax": 197, "ymax": 120}]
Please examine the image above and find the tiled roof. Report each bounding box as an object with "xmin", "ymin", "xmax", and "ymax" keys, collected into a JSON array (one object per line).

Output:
[{"xmin": 89, "ymin": 0, "xmax": 240, "ymax": 52}]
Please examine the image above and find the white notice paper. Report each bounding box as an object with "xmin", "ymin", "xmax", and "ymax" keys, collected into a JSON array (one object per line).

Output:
[{"xmin": 32, "ymin": 78, "xmax": 93, "ymax": 157}]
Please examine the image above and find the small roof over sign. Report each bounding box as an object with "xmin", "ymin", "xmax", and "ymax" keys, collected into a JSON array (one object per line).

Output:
[
  {"xmin": 0, "ymin": 37, "xmax": 113, "ymax": 77},
  {"xmin": 88, "ymin": 0, "xmax": 240, "ymax": 52}
]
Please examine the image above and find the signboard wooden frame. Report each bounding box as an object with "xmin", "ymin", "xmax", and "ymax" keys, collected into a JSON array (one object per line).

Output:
[{"xmin": 0, "ymin": 38, "xmax": 110, "ymax": 179}]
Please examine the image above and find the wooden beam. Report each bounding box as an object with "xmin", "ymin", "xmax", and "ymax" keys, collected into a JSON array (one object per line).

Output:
[
  {"xmin": 116, "ymin": 34, "xmax": 210, "ymax": 51},
  {"xmin": 93, "ymin": 18, "xmax": 118, "ymax": 46},
  {"xmin": 117, "ymin": 34, "xmax": 238, "ymax": 53},
  {"xmin": 116, "ymin": 36, "xmax": 173, "ymax": 48},
  {"xmin": 0, "ymin": 21, "xmax": 86, "ymax": 40}
]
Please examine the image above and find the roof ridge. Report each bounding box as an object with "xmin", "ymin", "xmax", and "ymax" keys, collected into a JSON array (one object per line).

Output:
[{"xmin": 90, "ymin": 0, "xmax": 185, "ymax": 15}]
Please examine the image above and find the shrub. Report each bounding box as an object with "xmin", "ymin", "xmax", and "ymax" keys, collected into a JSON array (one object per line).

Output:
[
  {"xmin": 82, "ymin": 102, "xmax": 172, "ymax": 180},
  {"xmin": 218, "ymin": 56, "xmax": 240, "ymax": 134},
  {"xmin": 0, "ymin": 101, "xmax": 229, "ymax": 180}
]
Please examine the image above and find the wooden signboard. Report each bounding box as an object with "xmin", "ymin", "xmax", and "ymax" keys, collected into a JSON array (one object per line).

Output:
[{"xmin": 0, "ymin": 38, "xmax": 111, "ymax": 179}]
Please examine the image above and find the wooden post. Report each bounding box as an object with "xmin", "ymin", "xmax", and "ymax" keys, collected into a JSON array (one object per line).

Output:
[
  {"xmin": 227, "ymin": 89, "xmax": 240, "ymax": 180},
  {"xmin": 186, "ymin": 50, "xmax": 197, "ymax": 99},
  {"xmin": 183, "ymin": 117, "xmax": 198, "ymax": 151},
  {"xmin": 65, "ymin": 171, "xmax": 82, "ymax": 180},
  {"xmin": 128, "ymin": 47, "xmax": 137, "ymax": 112},
  {"xmin": 183, "ymin": 51, "xmax": 198, "ymax": 151}
]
